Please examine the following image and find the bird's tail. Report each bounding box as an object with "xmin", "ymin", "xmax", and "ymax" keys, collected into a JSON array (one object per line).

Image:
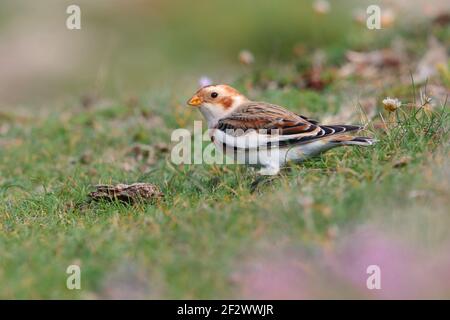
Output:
[{"xmin": 329, "ymin": 136, "xmax": 376, "ymax": 146}]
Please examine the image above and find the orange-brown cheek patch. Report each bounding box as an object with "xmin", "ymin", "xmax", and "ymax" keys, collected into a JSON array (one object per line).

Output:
[{"xmin": 220, "ymin": 97, "xmax": 233, "ymax": 109}]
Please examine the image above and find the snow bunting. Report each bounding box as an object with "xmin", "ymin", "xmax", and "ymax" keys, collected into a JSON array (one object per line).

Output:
[{"xmin": 187, "ymin": 84, "xmax": 375, "ymax": 175}]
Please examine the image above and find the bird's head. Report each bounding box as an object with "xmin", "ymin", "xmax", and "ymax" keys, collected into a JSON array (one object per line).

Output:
[{"xmin": 187, "ymin": 84, "xmax": 248, "ymax": 126}]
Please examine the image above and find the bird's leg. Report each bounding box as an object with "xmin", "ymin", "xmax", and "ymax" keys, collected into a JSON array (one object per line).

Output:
[{"xmin": 250, "ymin": 174, "xmax": 276, "ymax": 193}]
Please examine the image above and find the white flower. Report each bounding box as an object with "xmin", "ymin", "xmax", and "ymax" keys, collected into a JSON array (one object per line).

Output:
[{"xmin": 382, "ymin": 97, "xmax": 402, "ymax": 112}]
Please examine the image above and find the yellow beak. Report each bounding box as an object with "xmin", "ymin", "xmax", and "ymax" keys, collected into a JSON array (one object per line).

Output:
[{"xmin": 187, "ymin": 95, "xmax": 203, "ymax": 107}]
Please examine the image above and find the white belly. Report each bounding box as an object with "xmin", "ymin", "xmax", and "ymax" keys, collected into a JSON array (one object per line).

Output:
[{"xmin": 215, "ymin": 139, "xmax": 334, "ymax": 166}]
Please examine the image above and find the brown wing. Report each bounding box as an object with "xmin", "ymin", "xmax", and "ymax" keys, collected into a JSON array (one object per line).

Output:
[
  {"xmin": 215, "ymin": 102, "xmax": 363, "ymax": 148},
  {"xmin": 215, "ymin": 102, "xmax": 319, "ymax": 136}
]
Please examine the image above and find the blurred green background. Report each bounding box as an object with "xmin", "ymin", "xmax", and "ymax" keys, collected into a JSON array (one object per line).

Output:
[{"xmin": 0, "ymin": 0, "xmax": 371, "ymax": 104}]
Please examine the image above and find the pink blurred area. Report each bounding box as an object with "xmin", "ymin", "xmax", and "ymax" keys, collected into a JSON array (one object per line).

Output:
[{"xmin": 233, "ymin": 226, "xmax": 450, "ymax": 299}]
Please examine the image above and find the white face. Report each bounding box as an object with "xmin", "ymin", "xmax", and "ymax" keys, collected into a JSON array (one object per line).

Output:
[
  {"xmin": 199, "ymin": 102, "xmax": 230, "ymax": 127},
  {"xmin": 187, "ymin": 85, "xmax": 248, "ymax": 127}
]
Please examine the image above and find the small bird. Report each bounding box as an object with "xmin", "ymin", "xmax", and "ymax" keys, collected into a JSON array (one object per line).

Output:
[{"xmin": 187, "ymin": 84, "xmax": 375, "ymax": 175}]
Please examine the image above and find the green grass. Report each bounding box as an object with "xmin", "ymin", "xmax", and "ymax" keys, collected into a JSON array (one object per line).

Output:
[
  {"xmin": 0, "ymin": 79, "xmax": 448, "ymax": 298},
  {"xmin": 0, "ymin": 0, "xmax": 449, "ymax": 299}
]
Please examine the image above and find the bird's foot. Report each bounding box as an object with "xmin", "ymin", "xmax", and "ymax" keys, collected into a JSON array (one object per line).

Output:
[{"xmin": 250, "ymin": 174, "xmax": 277, "ymax": 193}]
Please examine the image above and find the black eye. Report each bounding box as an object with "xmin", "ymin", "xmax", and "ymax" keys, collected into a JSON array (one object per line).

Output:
[{"xmin": 211, "ymin": 92, "xmax": 218, "ymax": 98}]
